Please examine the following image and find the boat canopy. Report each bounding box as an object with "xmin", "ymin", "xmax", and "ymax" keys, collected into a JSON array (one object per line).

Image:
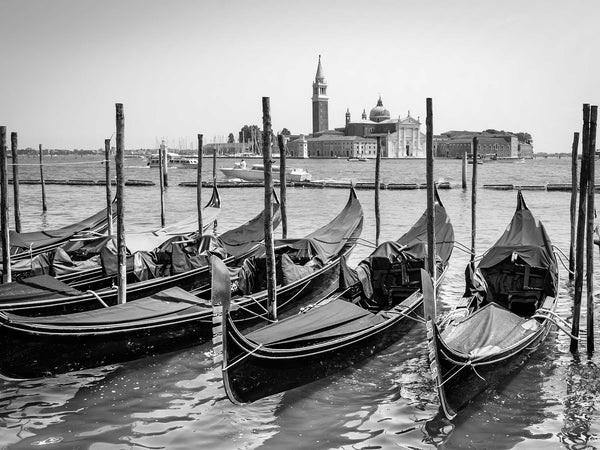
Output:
[
  {"xmin": 0, "ymin": 274, "xmax": 82, "ymax": 304},
  {"xmin": 478, "ymin": 191, "xmax": 557, "ymax": 294},
  {"xmin": 439, "ymin": 302, "xmax": 541, "ymax": 359}
]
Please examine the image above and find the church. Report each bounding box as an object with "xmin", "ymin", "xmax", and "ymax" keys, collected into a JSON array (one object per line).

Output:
[{"xmin": 289, "ymin": 55, "xmax": 426, "ymax": 159}]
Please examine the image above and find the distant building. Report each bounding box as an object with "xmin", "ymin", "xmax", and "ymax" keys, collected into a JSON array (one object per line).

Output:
[
  {"xmin": 433, "ymin": 131, "xmax": 523, "ymax": 159},
  {"xmin": 312, "ymin": 55, "xmax": 329, "ymax": 134},
  {"xmin": 286, "ymin": 134, "xmax": 309, "ymax": 158},
  {"xmin": 306, "ymin": 134, "xmax": 377, "ymax": 158}
]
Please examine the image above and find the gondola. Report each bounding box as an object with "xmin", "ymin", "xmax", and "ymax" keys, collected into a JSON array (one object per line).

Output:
[
  {"xmin": 215, "ymin": 191, "xmax": 454, "ymax": 404},
  {"xmin": 0, "ymin": 194, "xmax": 278, "ymax": 316},
  {"xmin": 424, "ymin": 190, "xmax": 561, "ymax": 420},
  {"xmin": 0, "ymin": 188, "xmax": 363, "ymax": 378},
  {"xmin": 10, "ymin": 184, "xmax": 222, "ymax": 283}
]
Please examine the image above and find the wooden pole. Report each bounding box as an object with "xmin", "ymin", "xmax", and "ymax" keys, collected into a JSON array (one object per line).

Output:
[
  {"xmin": 375, "ymin": 136, "xmax": 382, "ymax": 247},
  {"xmin": 277, "ymin": 134, "xmax": 288, "ymax": 239},
  {"xmin": 569, "ymin": 132, "xmax": 579, "ymax": 281},
  {"xmin": 0, "ymin": 127, "xmax": 10, "ymax": 283},
  {"xmin": 11, "ymin": 132, "xmax": 21, "ymax": 233},
  {"xmin": 38, "ymin": 144, "xmax": 47, "ymax": 212},
  {"xmin": 462, "ymin": 151, "xmax": 467, "ymax": 190},
  {"xmin": 160, "ymin": 140, "xmax": 168, "ymax": 188},
  {"xmin": 197, "ymin": 134, "xmax": 203, "ymax": 235},
  {"xmin": 471, "ymin": 136, "xmax": 478, "ymax": 267},
  {"xmin": 571, "ymin": 103, "xmax": 590, "ymax": 353},
  {"xmin": 262, "ymin": 97, "xmax": 277, "ymax": 320},
  {"xmin": 104, "ymin": 139, "xmax": 113, "ymax": 236},
  {"xmin": 212, "ymin": 143, "xmax": 217, "ymax": 184},
  {"xmin": 586, "ymin": 105, "xmax": 597, "ymax": 353},
  {"xmin": 426, "ymin": 98, "xmax": 436, "ymax": 284},
  {"xmin": 158, "ymin": 144, "xmax": 166, "ymax": 228},
  {"xmin": 115, "ymin": 103, "xmax": 127, "ymax": 304}
]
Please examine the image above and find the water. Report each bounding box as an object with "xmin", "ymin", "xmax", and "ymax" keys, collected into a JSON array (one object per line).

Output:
[{"xmin": 1, "ymin": 156, "xmax": 599, "ymax": 449}]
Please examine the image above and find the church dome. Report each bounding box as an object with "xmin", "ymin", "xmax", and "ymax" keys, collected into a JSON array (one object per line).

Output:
[{"xmin": 369, "ymin": 97, "xmax": 390, "ymax": 122}]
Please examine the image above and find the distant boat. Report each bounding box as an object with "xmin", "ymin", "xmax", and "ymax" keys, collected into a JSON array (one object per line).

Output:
[
  {"xmin": 347, "ymin": 157, "xmax": 368, "ymax": 162},
  {"xmin": 147, "ymin": 153, "xmax": 198, "ymax": 169},
  {"xmin": 221, "ymin": 163, "xmax": 312, "ymax": 182},
  {"xmin": 489, "ymin": 155, "xmax": 525, "ymax": 163}
]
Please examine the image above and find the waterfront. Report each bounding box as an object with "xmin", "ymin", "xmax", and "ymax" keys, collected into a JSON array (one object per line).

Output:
[{"xmin": 1, "ymin": 157, "xmax": 599, "ymax": 449}]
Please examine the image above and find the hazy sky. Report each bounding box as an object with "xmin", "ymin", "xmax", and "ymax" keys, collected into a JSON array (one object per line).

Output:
[{"xmin": 1, "ymin": 0, "xmax": 598, "ymax": 152}]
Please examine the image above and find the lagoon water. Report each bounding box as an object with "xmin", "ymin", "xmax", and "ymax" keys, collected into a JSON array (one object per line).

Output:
[{"xmin": 1, "ymin": 156, "xmax": 599, "ymax": 449}]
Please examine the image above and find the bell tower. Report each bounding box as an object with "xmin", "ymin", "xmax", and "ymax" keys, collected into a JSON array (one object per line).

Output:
[{"xmin": 312, "ymin": 55, "xmax": 329, "ymax": 134}]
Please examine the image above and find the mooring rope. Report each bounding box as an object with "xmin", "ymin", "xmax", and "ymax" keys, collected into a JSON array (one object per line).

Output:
[
  {"xmin": 85, "ymin": 290, "xmax": 109, "ymax": 308},
  {"xmin": 222, "ymin": 343, "xmax": 264, "ymax": 371}
]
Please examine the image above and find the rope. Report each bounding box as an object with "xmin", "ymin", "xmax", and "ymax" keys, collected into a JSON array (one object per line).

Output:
[
  {"xmin": 552, "ymin": 246, "xmax": 574, "ymax": 276},
  {"xmin": 532, "ymin": 310, "xmax": 579, "ymax": 340},
  {"xmin": 222, "ymin": 344, "xmax": 264, "ymax": 371},
  {"xmin": 85, "ymin": 290, "xmax": 109, "ymax": 308}
]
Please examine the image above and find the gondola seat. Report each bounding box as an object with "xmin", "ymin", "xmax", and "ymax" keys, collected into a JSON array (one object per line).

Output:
[
  {"xmin": 507, "ymin": 264, "xmax": 546, "ymax": 315},
  {"xmin": 369, "ymin": 256, "xmax": 420, "ymax": 308}
]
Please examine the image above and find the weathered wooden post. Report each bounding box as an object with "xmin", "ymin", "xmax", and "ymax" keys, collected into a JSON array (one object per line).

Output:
[
  {"xmin": 11, "ymin": 132, "xmax": 21, "ymax": 233},
  {"xmin": 462, "ymin": 151, "xmax": 467, "ymax": 190},
  {"xmin": 212, "ymin": 143, "xmax": 217, "ymax": 184},
  {"xmin": 0, "ymin": 127, "xmax": 10, "ymax": 283},
  {"xmin": 586, "ymin": 105, "xmax": 597, "ymax": 353},
  {"xmin": 277, "ymin": 134, "xmax": 288, "ymax": 239},
  {"xmin": 262, "ymin": 97, "xmax": 277, "ymax": 320},
  {"xmin": 38, "ymin": 144, "xmax": 47, "ymax": 212},
  {"xmin": 158, "ymin": 142, "xmax": 166, "ymax": 228},
  {"xmin": 569, "ymin": 132, "xmax": 579, "ymax": 281},
  {"xmin": 160, "ymin": 140, "xmax": 168, "ymax": 188},
  {"xmin": 115, "ymin": 103, "xmax": 127, "ymax": 304},
  {"xmin": 471, "ymin": 137, "xmax": 478, "ymax": 268},
  {"xmin": 104, "ymin": 139, "xmax": 113, "ymax": 236},
  {"xmin": 571, "ymin": 103, "xmax": 590, "ymax": 353},
  {"xmin": 375, "ymin": 136, "xmax": 382, "ymax": 247},
  {"xmin": 426, "ymin": 98, "xmax": 436, "ymax": 292},
  {"xmin": 197, "ymin": 134, "xmax": 203, "ymax": 235}
]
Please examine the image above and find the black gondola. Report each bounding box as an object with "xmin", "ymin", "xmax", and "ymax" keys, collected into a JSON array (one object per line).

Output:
[
  {"xmin": 424, "ymin": 190, "xmax": 561, "ymax": 419},
  {"xmin": 215, "ymin": 192, "xmax": 454, "ymax": 404},
  {"xmin": 0, "ymin": 188, "xmax": 363, "ymax": 378}
]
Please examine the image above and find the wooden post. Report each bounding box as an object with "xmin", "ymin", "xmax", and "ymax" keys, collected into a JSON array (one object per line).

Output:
[
  {"xmin": 115, "ymin": 103, "xmax": 127, "ymax": 304},
  {"xmin": 158, "ymin": 143, "xmax": 166, "ymax": 228},
  {"xmin": 0, "ymin": 127, "xmax": 10, "ymax": 283},
  {"xmin": 569, "ymin": 132, "xmax": 579, "ymax": 281},
  {"xmin": 160, "ymin": 140, "xmax": 168, "ymax": 188},
  {"xmin": 471, "ymin": 137, "xmax": 478, "ymax": 267},
  {"xmin": 461, "ymin": 151, "xmax": 467, "ymax": 190},
  {"xmin": 38, "ymin": 144, "xmax": 47, "ymax": 212},
  {"xmin": 375, "ymin": 136, "xmax": 382, "ymax": 247},
  {"xmin": 11, "ymin": 132, "xmax": 21, "ymax": 233},
  {"xmin": 426, "ymin": 98, "xmax": 436, "ymax": 284},
  {"xmin": 104, "ymin": 139, "xmax": 113, "ymax": 236},
  {"xmin": 262, "ymin": 97, "xmax": 277, "ymax": 320},
  {"xmin": 277, "ymin": 134, "xmax": 288, "ymax": 239},
  {"xmin": 571, "ymin": 103, "xmax": 590, "ymax": 353},
  {"xmin": 586, "ymin": 105, "xmax": 597, "ymax": 353},
  {"xmin": 212, "ymin": 143, "xmax": 217, "ymax": 184},
  {"xmin": 197, "ymin": 134, "xmax": 203, "ymax": 235}
]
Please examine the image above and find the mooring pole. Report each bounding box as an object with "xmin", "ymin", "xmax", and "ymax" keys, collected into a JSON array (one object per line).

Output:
[
  {"xmin": 571, "ymin": 103, "xmax": 590, "ymax": 353},
  {"xmin": 0, "ymin": 127, "xmax": 10, "ymax": 283},
  {"xmin": 462, "ymin": 151, "xmax": 467, "ymax": 190},
  {"xmin": 212, "ymin": 143, "xmax": 217, "ymax": 184},
  {"xmin": 586, "ymin": 105, "xmax": 597, "ymax": 353},
  {"xmin": 375, "ymin": 136, "xmax": 382, "ymax": 247},
  {"xmin": 158, "ymin": 143, "xmax": 166, "ymax": 228},
  {"xmin": 11, "ymin": 132, "xmax": 21, "ymax": 233},
  {"xmin": 277, "ymin": 134, "xmax": 288, "ymax": 239},
  {"xmin": 197, "ymin": 134, "xmax": 204, "ymax": 235},
  {"xmin": 38, "ymin": 144, "xmax": 47, "ymax": 212},
  {"xmin": 115, "ymin": 103, "xmax": 127, "ymax": 305},
  {"xmin": 104, "ymin": 139, "xmax": 113, "ymax": 236},
  {"xmin": 262, "ymin": 97, "xmax": 277, "ymax": 321},
  {"xmin": 569, "ymin": 132, "xmax": 579, "ymax": 281},
  {"xmin": 426, "ymin": 98, "xmax": 436, "ymax": 295},
  {"xmin": 160, "ymin": 140, "xmax": 168, "ymax": 188},
  {"xmin": 471, "ymin": 137, "xmax": 478, "ymax": 268}
]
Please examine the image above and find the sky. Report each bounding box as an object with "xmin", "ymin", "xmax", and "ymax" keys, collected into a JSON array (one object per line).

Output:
[{"xmin": 1, "ymin": 0, "xmax": 598, "ymax": 152}]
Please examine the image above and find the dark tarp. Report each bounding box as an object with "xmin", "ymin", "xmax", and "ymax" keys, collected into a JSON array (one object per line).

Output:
[
  {"xmin": 246, "ymin": 299, "xmax": 385, "ymax": 346},
  {"xmin": 0, "ymin": 275, "xmax": 83, "ymax": 304},
  {"xmin": 477, "ymin": 191, "xmax": 557, "ymax": 295},
  {"xmin": 5, "ymin": 287, "xmax": 210, "ymax": 327},
  {"xmin": 8, "ymin": 203, "xmax": 113, "ymax": 253},
  {"xmin": 440, "ymin": 302, "xmax": 540, "ymax": 358},
  {"xmin": 217, "ymin": 203, "xmax": 282, "ymax": 257}
]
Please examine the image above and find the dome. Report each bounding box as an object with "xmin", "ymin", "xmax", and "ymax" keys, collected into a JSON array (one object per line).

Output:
[{"xmin": 369, "ymin": 97, "xmax": 390, "ymax": 122}]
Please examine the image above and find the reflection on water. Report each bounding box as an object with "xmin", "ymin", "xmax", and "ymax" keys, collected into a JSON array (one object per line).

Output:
[{"xmin": 1, "ymin": 158, "xmax": 600, "ymax": 449}]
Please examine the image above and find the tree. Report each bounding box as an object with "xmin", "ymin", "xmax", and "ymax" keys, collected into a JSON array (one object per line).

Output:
[
  {"xmin": 239, "ymin": 125, "xmax": 262, "ymax": 153},
  {"xmin": 281, "ymin": 128, "xmax": 291, "ymax": 136},
  {"xmin": 227, "ymin": 133, "xmax": 235, "ymax": 143}
]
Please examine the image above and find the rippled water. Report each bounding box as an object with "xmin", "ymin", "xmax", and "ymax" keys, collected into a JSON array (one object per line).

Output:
[{"xmin": 1, "ymin": 156, "xmax": 599, "ymax": 449}]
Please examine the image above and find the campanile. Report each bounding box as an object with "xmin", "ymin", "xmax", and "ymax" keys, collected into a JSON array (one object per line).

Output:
[{"xmin": 312, "ymin": 55, "xmax": 329, "ymax": 134}]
